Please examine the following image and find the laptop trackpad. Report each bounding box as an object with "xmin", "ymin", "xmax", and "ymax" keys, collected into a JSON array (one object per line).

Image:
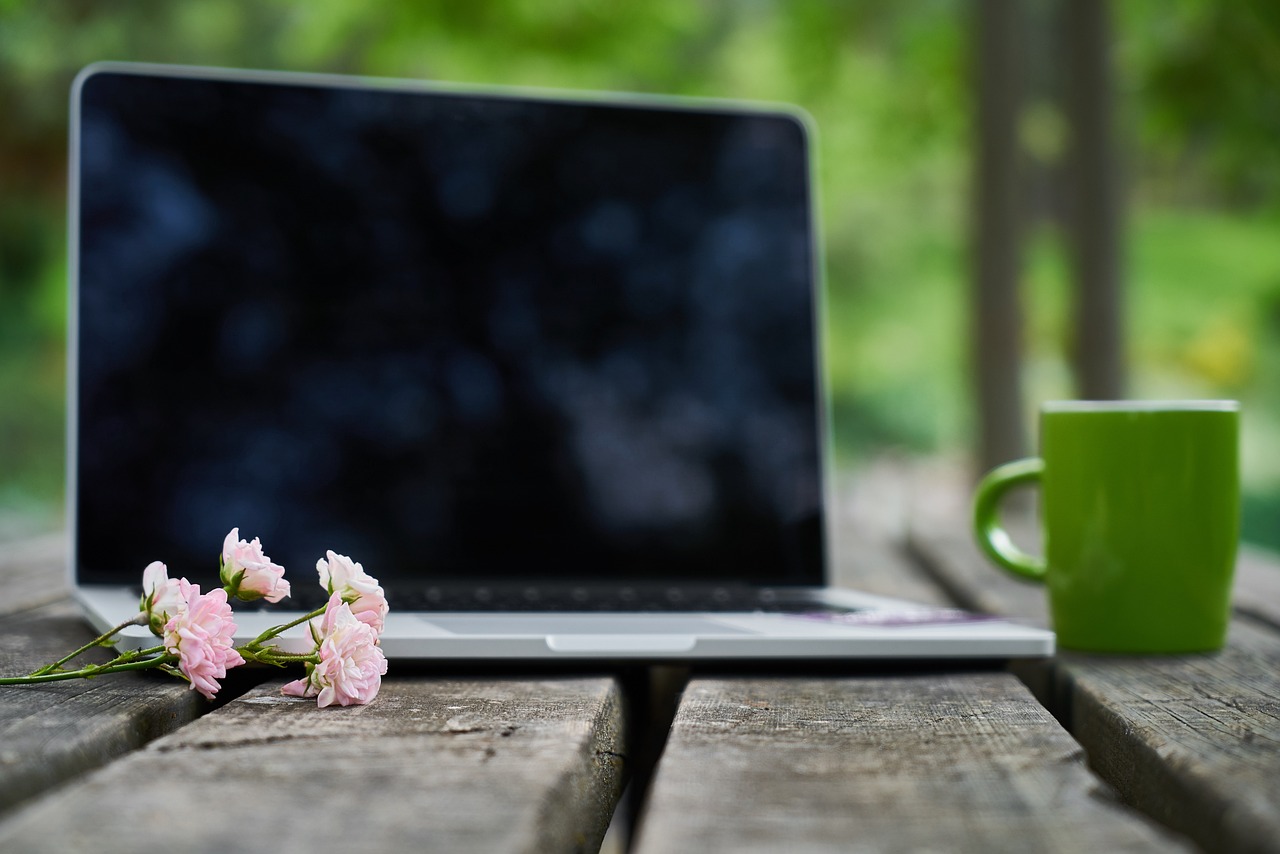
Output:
[{"xmin": 422, "ymin": 615, "xmax": 756, "ymax": 636}]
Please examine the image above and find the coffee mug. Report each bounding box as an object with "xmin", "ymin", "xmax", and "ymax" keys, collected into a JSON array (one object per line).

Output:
[{"xmin": 973, "ymin": 400, "xmax": 1240, "ymax": 653}]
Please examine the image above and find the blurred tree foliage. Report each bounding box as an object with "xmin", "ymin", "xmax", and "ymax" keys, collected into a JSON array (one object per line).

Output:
[
  {"xmin": 1118, "ymin": 0, "xmax": 1280, "ymax": 210},
  {"xmin": 0, "ymin": 0, "xmax": 973, "ymax": 499},
  {"xmin": 1, "ymin": 0, "xmax": 1279, "ymax": 540}
]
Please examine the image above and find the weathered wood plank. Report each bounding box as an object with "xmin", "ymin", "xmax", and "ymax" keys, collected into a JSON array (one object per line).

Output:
[
  {"xmin": 907, "ymin": 526, "xmax": 1050, "ymax": 626},
  {"xmin": 0, "ymin": 601, "xmax": 207, "ymax": 814},
  {"xmin": 633, "ymin": 673, "xmax": 1186, "ymax": 853},
  {"xmin": 831, "ymin": 522, "xmax": 954, "ymax": 607},
  {"xmin": 972, "ymin": 0, "xmax": 1031, "ymax": 472},
  {"xmin": 1235, "ymin": 546, "xmax": 1280, "ymax": 631},
  {"xmin": 0, "ymin": 532, "xmax": 68, "ymax": 616},
  {"xmin": 911, "ymin": 525, "xmax": 1280, "ymax": 854},
  {"xmin": 0, "ymin": 675, "xmax": 627, "ymax": 854},
  {"xmin": 1061, "ymin": 0, "xmax": 1126, "ymax": 400},
  {"xmin": 1060, "ymin": 619, "xmax": 1280, "ymax": 854},
  {"xmin": 830, "ymin": 469, "xmax": 956, "ymax": 606}
]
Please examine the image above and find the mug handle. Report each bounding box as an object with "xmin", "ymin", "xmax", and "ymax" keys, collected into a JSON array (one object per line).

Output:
[{"xmin": 972, "ymin": 458, "xmax": 1048, "ymax": 583}]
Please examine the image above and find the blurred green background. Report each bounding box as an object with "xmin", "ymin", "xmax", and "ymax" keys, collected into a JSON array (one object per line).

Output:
[{"xmin": 2, "ymin": 0, "xmax": 1279, "ymax": 547}]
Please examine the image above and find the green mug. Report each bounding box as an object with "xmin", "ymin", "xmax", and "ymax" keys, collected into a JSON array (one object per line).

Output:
[{"xmin": 973, "ymin": 401, "xmax": 1240, "ymax": 653}]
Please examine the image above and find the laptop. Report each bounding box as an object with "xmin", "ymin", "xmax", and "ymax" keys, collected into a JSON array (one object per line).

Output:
[{"xmin": 68, "ymin": 62, "xmax": 1053, "ymax": 660}]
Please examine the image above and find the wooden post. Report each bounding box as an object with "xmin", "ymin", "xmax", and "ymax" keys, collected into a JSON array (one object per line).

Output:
[
  {"xmin": 1062, "ymin": 0, "xmax": 1125, "ymax": 399},
  {"xmin": 971, "ymin": 0, "xmax": 1028, "ymax": 474}
]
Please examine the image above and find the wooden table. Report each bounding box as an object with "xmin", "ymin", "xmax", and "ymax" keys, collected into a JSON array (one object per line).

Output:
[{"xmin": 2, "ymin": 473, "xmax": 1279, "ymax": 853}]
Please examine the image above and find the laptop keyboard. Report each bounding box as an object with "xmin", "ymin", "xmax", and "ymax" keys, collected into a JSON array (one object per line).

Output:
[
  {"xmin": 146, "ymin": 583, "xmax": 858, "ymax": 615},
  {"xmin": 388, "ymin": 585, "xmax": 851, "ymax": 615}
]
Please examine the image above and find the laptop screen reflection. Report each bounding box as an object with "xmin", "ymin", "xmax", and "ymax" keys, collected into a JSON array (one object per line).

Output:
[{"xmin": 75, "ymin": 70, "xmax": 823, "ymax": 591}]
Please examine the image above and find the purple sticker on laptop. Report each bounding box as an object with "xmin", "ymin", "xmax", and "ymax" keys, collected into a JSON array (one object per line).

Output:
[{"xmin": 794, "ymin": 609, "xmax": 1004, "ymax": 627}]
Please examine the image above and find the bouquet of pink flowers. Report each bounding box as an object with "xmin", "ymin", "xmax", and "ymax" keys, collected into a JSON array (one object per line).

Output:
[{"xmin": 1, "ymin": 529, "xmax": 388, "ymax": 707}]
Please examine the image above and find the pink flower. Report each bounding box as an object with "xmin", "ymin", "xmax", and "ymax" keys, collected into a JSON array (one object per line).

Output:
[
  {"xmin": 220, "ymin": 528, "xmax": 290, "ymax": 603},
  {"xmin": 316, "ymin": 551, "xmax": 387, "ymax": 634},
  {"xmin": 163, "ymin": 580, "xmax": 245, "ymax": 701},
  {"xmin": 140, "ymin": 561, "xmax": 186, "ymax": 635},
  {"xmin": 282, "ymin": 593, "xmax": 387, "ymax": 707},
  {"xmin": 280, "ymin": 675, "xmax": 314, "ymax": 699}
]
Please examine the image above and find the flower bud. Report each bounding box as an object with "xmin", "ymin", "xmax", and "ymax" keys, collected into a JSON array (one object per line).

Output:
[
  {"xmin": 139, "ymin": 561, "xmax": 185, "ymax": 636},
  {"xmin": 221, "ymin": 528, "xmax": 290, "ymax": 603}
]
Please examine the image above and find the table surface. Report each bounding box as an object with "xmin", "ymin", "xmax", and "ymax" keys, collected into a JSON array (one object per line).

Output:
[{"xmin": 2, "ymin": 464, "xmax": 1278, "ymax": 853}]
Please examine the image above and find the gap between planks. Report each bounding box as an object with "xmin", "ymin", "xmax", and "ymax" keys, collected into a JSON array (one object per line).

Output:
[{"xmin": 908, "ymin": 521, "xmax": 1280, "ymax": 854}]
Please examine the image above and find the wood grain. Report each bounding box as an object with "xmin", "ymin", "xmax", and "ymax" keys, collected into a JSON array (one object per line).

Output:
[
  {"xmin": 0, "ymin": 601, "xmax": 206, "ymax": 814},
  {"xmin": 0, "ymin": 675, "xmax": 627, "ymax": 854},
  {"xmin": 633, "ymin": 674, "xmax": 1185, "ymax": 853},
  {"xmin": 0, "ymin": 532, "xmax": 68, "ymax": 616},
  {"xmin": 912, "ymin": 525, "xmax": 1280, "ymax": 854},
  {"xmin": 1059, "ymin": 620, "xmax": 1280, "ymax": 854},
  {"xmin": 907, "ymin": 526, "xmax": 1050, "ymax": 626},
  {"xmin": 1235, "ymin": 546, "xmax": 1280, "ymax": 631},
  {"xmin": 831, "ymin": 521, "xmax": 954, "ymax": 607}
]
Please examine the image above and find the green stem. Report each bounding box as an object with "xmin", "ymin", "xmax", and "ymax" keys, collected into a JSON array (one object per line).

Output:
[
  {"xmin": 258, "ymin": 652, "xmax": 319, "ymax": 665},
  {"xmin": 2, "ymin": 654, "xmax": 175, "ymax": 685},
  {"xmin": 237, "ymin": 644, "xmax": 320, "ymax": 667},
  {"xmin": 246, "ymin": 604, "xmax": 327, "ymax": 649},
  {"xmin": 158, "ymin": 663, "xmax": 185, "ymax": 679},
  {"xmin": 28, "ymin": 614, "xmax": 149, "ymax": 677},
  {"xmin": 128, "ymin": 644, "xmax": 168, "ymax": 659}
]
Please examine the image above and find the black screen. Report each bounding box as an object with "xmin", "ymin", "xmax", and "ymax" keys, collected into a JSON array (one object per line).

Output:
[{"xmin": 74, "ymin": 66, "xmax": 825, "ymax": 590}]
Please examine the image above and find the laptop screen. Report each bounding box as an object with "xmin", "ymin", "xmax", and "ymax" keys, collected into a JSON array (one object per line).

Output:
[{"xmin": 72, "ymin": 66, "xmax": 825, "ymax": 592}]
